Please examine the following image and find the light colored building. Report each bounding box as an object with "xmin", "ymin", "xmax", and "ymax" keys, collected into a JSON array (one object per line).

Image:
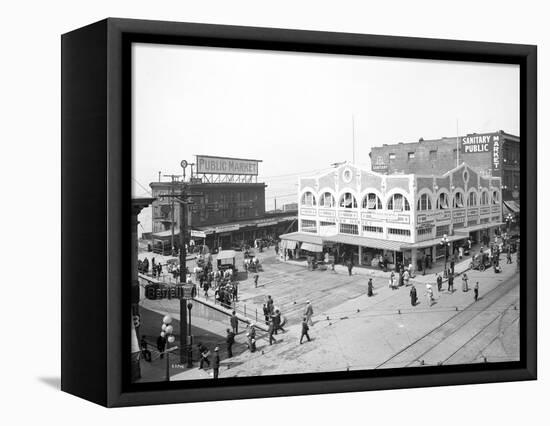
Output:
[{"xmin": 280, "ymin": 162, "xmax": 503, "ymax": 270}]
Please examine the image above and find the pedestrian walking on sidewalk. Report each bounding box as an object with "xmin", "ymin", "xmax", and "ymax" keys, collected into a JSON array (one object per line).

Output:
[
  {"xmin": 198, "ymin": 343, "xmax": 210, "ymax": 369},
  {"xmin": 230, "ymin": 311, "xmax": 239, "ymax": 335},
  {"xmin": 156, "ymin": 333, "xmax": 167, "ymax": 359},
  {"xmin": 462, "ymin": 273, "xmax": 469, "ymax": 292},
  {"xmin": 246, "ymin": 324, "xmax": 256, "ymax": 352},
  {"xmin": 507, "ymin": 252, "xmax": 512, "ymax": 264},
  {"xmin": 266, "ymin": 295, "xmax": 274, "ymax": 315},
  {"xmin": 347, "ymin": 259, "xmax": 354, "ymax": 276},
  {"xmin": 268, "ymin": 320, "xmax": 278, "ymax": 345},
  {"xmin": 436, "ymin": 273, "xmax": 443, "ymax": 292},
  {"xmin": 300, "ymin": 317, "xmax": 311, "ymax": 344},
  {"xmin": 212, "ymin": 347, "xmax": 220, "ymax": 379},
  {"xmin": 389, "ymin": 272, "xmax": 397, "ymax": 290},
  {"xmin": 410, "ymin": 285, "xmax": 417, "ymax": 306},
  {"xmin": 367, "ymin": 278, "xmax": 374, "ymax": 297},
  {"xmin": 403, "ymin": 269, "xmax": 410, "ymax": 286},
  {"xmin": 272, "ymin": 309, "xmax": 285, "ymax": 334},
  {"xmin": 140, "ymin": 336, "xmax": 152, "ymax": 362},
  {"xmin": 254, "ymin": 274, "xmax": 259, "ymax": 288},
  {"xmin": 474, "ymin": 282, "xmax": 479, "ymax": 302},
  {"xmin": 304, "ymin": 301, "xmax": 314, "ymax": 326},
  {"xmin": 450, "ymin": 259, "xmax": 455, "ymax": 276},
  {"xmin": 448, "ymin": 274, "xmax": 454, "ymax": 293},
  {"xmin": 226, "ymin": 329, "xmax": 235, "ymax": 358},
  {"xmin": 426, "ymin": 284, "xmax": 434, "ymax": 307}
]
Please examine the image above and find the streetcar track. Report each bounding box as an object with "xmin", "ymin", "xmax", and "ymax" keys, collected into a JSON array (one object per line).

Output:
[{"xmin": 375, "ymin": 276, "xmax": 518, "ymax": 369}]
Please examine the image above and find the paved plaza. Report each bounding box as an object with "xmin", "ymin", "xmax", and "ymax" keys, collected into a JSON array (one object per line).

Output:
[{"xmin": 138, "ymin": 245, "xmax": 520, "ymax": 381}]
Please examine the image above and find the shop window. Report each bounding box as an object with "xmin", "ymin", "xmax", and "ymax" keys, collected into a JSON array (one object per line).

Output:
[
  {"xmin": 387, "ymin": 193, "xmax": 410, "ymax": 211},
  {"xmin": 436, "ymin": 193, "xmax": 449, "ymax": 209},
  {"xmin": 467, "ymin": 191, "xmax": 478, "ymax": 207},
  {"xmin": 301, "ymin": 191, "xmax": 316, "ymax": 207},
  {"xmin": 417, "ymin": 193, "xmax": 432, "ymax": 211},
  {"xmin": 362, "ymin": 193, "xmax": 382, "ymax": 210},
  {"xmin": 429, "ymin": 150, "xmax": 437, "ymax": 160},
  {"xmin": 389, "ymin": 153, "xmax": 396, "ymax": 161},
  {"xmin": 417, "ymin": 227, "xmax": 433, "ymax": 236},
  {"xmin": 363, "ymin": 225, "xmax": 383, "ymax": 233},
  {"xmin": 319, "ymin": 192, "xmax": 335, "ymax": 208},
  {"xmin": 339, "ymin": 223, "xmax": 359, "ymax": 235},
  {"xmin": 388, "ymin": 228, "xmax": 411, "ymax": 236},
  {"xmin": 320, "ymin": 221, "xmax": 336, "ymax": 227},
  {"xmin": 339, "ymin": 192, "xmax": 357, "ymax": 209},
  {"xmin": 408, "ymin": 152, "xmax": 415, "ymax": 160},
  {"xmin": 301, "ymin": 219, "xmax": 317, "ymax": 233},
  {"xmin": 453, "ymin": 192, "xmax": 465, "ymax": 208}
]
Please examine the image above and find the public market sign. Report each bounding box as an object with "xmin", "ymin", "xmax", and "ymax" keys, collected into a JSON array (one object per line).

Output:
[
  {"xmin": 462, "ymin": 134, "xmax": 492, "ymax": 153},
  {"xmin": 196, "ymin": 155, "xmax": 260, "ymax": 176}
]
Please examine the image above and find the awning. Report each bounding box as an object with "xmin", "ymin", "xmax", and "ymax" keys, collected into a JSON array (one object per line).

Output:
[
  {"xmin": 217, "ymin": 250, "xmax": 236, "ymax": 261},
  {"xmin": 301, "ymin": 242, "xmax": 323, "ymax": 253},
  {"xmin": 402, "ymin": 234, "xmax": 466, "ymax": 249},
  {"xmin": 323, "ymin": 234, "xmax": 403, "ymax": 251},
  {"xmin": 152, "ymin": 229, "xmax": 179, "ymax": 239},
  {"xmin": 457, "ymin": 222, "xmax": 505, "ymax": 234},
  {"xmin": 279, "ymin": 232, "xmax": 324, "ymax": 245},
  {"xmin": 503, "ymin": 200, "xmax": 520, "ymax": 214}
]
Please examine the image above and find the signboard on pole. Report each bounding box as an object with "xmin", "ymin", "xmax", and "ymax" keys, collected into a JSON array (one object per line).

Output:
[{"xmin": 196, "ymin": 155, "xmax": 260, "ymax": 176}]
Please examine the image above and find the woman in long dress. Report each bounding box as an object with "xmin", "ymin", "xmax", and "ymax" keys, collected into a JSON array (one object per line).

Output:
[{"xmin": 462, "ymin": 273, "xmax": 469, "ymax": 292}]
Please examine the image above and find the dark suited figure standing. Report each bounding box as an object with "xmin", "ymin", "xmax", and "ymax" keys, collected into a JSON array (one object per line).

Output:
[
  {"xmin": 474, "ymin": 282, "xmax": 479, "ymax": 301},
  {"xmin": 226, "ymin": 328, "xmax": 235, "ymax": 358},
  {"xmin": 448, "ymin": 273, "xmax": 454, "ymax": 293},
  {"xmin": 230, "ymin": 311, "xmax": 239, "ymax": 335},
  {"xmin": 268, "ymin": 320, "xmax": 278, "ymax": 345},
  {"xmin": 367, "ymin": 278, "xmax": 374, "ymax": 297},
  {"xmin": 156, "ymin": 333, "xmax": 167, "ymax": 359},
  {"xmin": 300, "ymin": 317, "xmax": 311, "ymax": 344},
  {"xmin": 212, "ymin": 347, "xmax": 220, "ymax": 379},
  {"xmin": 436, "ymin": 273, "xmax": 443, "ymax": 292}
]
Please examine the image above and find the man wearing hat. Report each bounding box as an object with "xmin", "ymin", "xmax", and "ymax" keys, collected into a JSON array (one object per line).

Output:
[{"xmin": 212, "ymin": 347, "xmax": 220, "ymax": 379}]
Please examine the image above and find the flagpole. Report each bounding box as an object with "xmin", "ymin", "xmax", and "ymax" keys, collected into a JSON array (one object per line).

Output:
[{"xmin": 352, "ymin": 114, "xmax": 356, "ymax": 163}]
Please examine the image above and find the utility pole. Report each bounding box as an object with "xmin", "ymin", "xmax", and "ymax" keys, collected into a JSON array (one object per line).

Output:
[{"xmin": 163, "ymin": 174, "xmax": 182, "ymax": 256}]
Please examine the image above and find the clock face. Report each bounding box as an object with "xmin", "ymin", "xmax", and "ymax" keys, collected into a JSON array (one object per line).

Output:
[
  {"xmin": 181, "ymin": 160, "xmax": 188, "ymax": 169},
  {"xmin": 342, "ymin": 168, "xmax": 353, "ymax": 183}
]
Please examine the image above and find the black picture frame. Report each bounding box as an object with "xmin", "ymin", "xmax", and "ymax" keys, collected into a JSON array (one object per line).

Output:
[{"xmin": 61, "ymin": 18, "xmax": 537, "ymax": 407}]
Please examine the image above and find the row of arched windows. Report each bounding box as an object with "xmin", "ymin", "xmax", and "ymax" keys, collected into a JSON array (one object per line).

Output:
[{"xmin": 301, "ymin": 189, "xmax": 500, "ymax": 212}]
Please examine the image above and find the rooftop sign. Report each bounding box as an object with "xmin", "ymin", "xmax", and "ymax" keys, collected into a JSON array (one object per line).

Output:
[{"xmin": 196, "ymin": 155, "xmax": 260, "ymax": 176}]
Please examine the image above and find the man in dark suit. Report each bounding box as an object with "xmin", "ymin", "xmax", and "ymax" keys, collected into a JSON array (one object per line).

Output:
[
  {"xmin": 226, "ymin": 328, "xmax": 235, "ymax": 358},
  {"xmin": 230, "ymin": 311, "xmax": 239, "ymax": 335},
  {"xmin": 448, "ymin": 273, "xmax": 454, "ymax": 293},
  {"xmin": 156, "ymin": 333, "xmax": 166, "ymax": 359},
  {"xmin": 212, "ymin": 347, "xmax": 220, "ymax": 379},
  {"xmin": 300, "ymin": 317, "xmax": 311, "ymax": 344}
]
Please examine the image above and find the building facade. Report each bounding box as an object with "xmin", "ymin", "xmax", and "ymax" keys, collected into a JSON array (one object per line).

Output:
[
  {"xmin": 150, "ymin": 181, "xmax": 296, "ymax": 250},
  {"xmin": 369, "ymin": 130, "xmax": 519, "ymax": 208},
  {"xmin": 281, "ymin": 162, "xmax": 502, "ymax": 269}
]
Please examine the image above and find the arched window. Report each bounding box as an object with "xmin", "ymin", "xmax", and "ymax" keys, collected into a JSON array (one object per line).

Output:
[
  {"xmin": 436, "ymin": 193, "xmax": 449, "ymax": 210},
  {"xmin": 453, "ymin": 192, "xmax": 465, "ymax": 208},
  {"xmin": 301, "ymin": 191, "xmax": 316, "ymax": 207},
  {"xmin": 467, "ymin": 191, "xmax": 478, "ymax": 207},
  {"xmin": 387, "ymin": 193, "xmax": 410, "ymax": 211},
  {"xmin": 417, "ymin": 193, "xmax": 432, "ymax": 211},
  {"xmin": 339, "ymin": 192, "xmax": 357, "ymax": 208},
  {"xmin": 480, "ymin": 191, "xmax": 490, "ymax": 205},
  {"xmin": 492, "ymin": 190, "xmax": 500, "ymax": 205},
  {"xmin": 319, "ymin": 192, "xmax": 335, "ymax": 208},
  {"xmin": 362, "ymin": 193, "xmax": 382, "ymax": 210}
]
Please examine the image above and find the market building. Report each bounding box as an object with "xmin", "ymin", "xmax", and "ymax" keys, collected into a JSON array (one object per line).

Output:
[
  {"xmin": 369, "ymin": 130, "xmax": 519, "ymax": 217},
  {"xmin": 280, "ymin": 162, "xmax": 502, "ymax": 270},
  {"xmin": 149, "ymin": 155, "xmax": 296, "ymax": 252}
]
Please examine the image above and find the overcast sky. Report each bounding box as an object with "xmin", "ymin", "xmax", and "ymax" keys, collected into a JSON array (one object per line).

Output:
[{"xmin": 132, "ymin": 42, "xmax": 519, "ymax": 226}]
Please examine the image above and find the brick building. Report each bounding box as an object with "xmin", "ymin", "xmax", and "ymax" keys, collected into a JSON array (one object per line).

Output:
[{"xmin": 369, "ymin": 131, "xmax": 520, "ymax": 214}]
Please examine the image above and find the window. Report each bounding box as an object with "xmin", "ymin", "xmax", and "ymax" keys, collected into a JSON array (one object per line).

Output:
[
  {"xmin": 319, "ymin": 192, "xmax": 335, "ymax": 208},
  {"xmin": 363, "ymin": 225, "xmax": 383, "ymax": 233},
  {"xmin": 387, "ymin": 193, "xmax": 410, "ymax": 211},
  {"xmin": 387, "ymin": 228, "xmax": 411, "ymax": 236},
  {"xmin": 480, "ymin": 191, "xmax": 490, "ymax": 205},
  {"xmin": 301, "ymin": 191, "xmax": 316, "ymax": 206},
  {"xmin": 339, "ymin": 192, "xmax": 358, "ymax": 208},
  {"xmin": 417, "ymin": 227, "xmax": 433, "ymax": 236},
  {"xmin": 320, "ymin": 221, "xmax": 336, "ymax": 227},
  {"xmin": 339, "ymin": 223, "xmax": 359, "ymax": 235},
  {"xmin": 436, "ymin": 193, "xmax": 449, "ymax": 209},
  {"xmin": 429, "ymin": 150, "xmax": 437, "ymax": 160},
  {"xmin": 417, "ymin": 193, "xmax": 432, "ymax": 211},
  {"xmin": 467, "ymin": 191, "xmax": 478, "ymax": 207},
  {"xmin": 436, "ymin": 225, "xmax": 449, "ymax": 237},
  {"xmin": 301, "ymin": 219, "xmax": 317, "ymax": 233},
  {"xmin": 408, "ymin": 152, "xmax": 415, "ymax": 160},
  {"xmin": 492, "ymin": 190, "xmax": 500, "ymax": 204},
  {"xmin": 362, "ymin": 193, "xmax": 382, "ymax": 210},
  {"xmin": 453, "ymin": 192, "xmax": 465, "ymax": 208},
  {"xmin": 389, "ymin": 153, "xmax": 396, "ymax": 160}
]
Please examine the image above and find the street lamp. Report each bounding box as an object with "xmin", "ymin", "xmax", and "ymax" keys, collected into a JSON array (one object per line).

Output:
[
  {"xmin": 187, "ymin": 302, "xmax": 193, "ymax": 368},
  {"xmin": 440, "ymin": 234, "xmax": 450, "ymax": 277},
  {"xmin": 505, "ymin": 213, "xmax": 514, "ymax": 233},
  {"xmin": 162, "ymin": 315, "xmax": 176, "ymax": 382}
]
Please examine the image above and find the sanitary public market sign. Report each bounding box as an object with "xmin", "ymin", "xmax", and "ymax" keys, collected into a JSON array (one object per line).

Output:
[{"xmin": 196, "ymin": 155, "xmax": 260, "ymax": 176}]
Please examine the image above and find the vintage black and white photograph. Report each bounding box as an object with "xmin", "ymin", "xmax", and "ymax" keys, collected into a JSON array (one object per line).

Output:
[{"xmin": 130, "ymin": 43, "xmax": 520, "ymax": 383}]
